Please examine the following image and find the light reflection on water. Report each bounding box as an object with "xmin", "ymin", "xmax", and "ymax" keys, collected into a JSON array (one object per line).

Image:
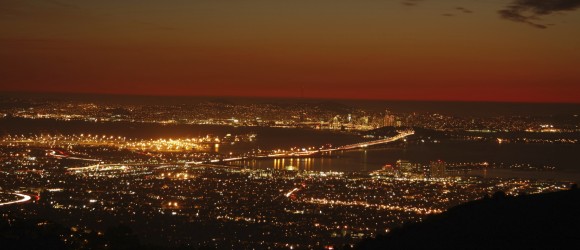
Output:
[
  {"xmin": 228, "ymin": 145, "xmax": 580, "ymax": 182},
  {"xmin": 232, "ymin": 157, "xmax": 580, "ymax": 182},
  {"xmin": 233, "ymin": 157, "xmax": 326, "ymax": 171},
  {"xmin": 2, "ymin": 118, "xmax": 578, "ymax": 181}
]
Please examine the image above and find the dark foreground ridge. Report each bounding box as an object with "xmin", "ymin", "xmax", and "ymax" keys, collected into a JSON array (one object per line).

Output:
[{"xmin": 357, "ymin": 187, "xmax": 580, "ymax": 249}]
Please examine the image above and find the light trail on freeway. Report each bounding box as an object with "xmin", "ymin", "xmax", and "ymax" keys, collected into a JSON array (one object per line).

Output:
[{"xmin": 0, "ymin": 193, "xmax": 32, "ymax": 206}]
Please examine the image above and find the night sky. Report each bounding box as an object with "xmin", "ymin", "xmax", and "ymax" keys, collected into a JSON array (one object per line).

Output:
[{"xmin": 1, "ymin": 0, "xmax": 579, "ymax": 103}]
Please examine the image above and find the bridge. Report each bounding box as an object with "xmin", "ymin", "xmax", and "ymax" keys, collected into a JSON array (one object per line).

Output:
[
  {"xmin": 203, "ymin": 129, "xmax": 414, "ymax": 163},
  {"xmin": 335, "ymin": 129, "xmax": 414, "ymax": 150},
  {"xmin": 67, "ymin": 129, "xmax": 414, "ymax": 172}
]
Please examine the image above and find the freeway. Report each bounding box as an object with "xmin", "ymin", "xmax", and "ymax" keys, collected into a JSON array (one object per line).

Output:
[{"xmin": 0, "ymin": 193, "xmax": 32, "ymax": 206}]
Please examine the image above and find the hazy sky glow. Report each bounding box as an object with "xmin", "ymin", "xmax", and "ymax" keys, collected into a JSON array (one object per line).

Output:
[{"xmin": 1, "ymin": 0, "xmax": 579, "ymax": 103}]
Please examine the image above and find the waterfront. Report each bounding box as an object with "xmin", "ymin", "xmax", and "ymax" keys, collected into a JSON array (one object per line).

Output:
[
  {"xmin": 1, "ymin": 103, "xmax": 578, "ymax": 248},
  {"xmin": 2, "ymin": 117, "xmax": 579, "ymax": 182},
  {"xmin": 3, "ymin": 0, "xmax": 580, "ymax": 247},
  {"xmin": 230, "ymin": 142, "xmax": 580, "ymax": 182}
]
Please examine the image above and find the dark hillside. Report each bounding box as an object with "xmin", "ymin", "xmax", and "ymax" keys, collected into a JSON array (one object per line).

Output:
[{"xmin": 357, "ymin": 188, "xmax": 580, "ymax": 249}]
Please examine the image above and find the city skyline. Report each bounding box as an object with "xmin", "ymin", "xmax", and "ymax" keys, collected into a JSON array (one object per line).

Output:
[
  {"xmin": 1, "ymin": 0, "xmax": 580, "ymax": 103},
  {"xmin": 0, "ymin": 94, "xmax": 578, "ymax": 248}
]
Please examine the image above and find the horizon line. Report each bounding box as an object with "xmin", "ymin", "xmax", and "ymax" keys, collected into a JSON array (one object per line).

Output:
[{"xmin": 1, "ymin": 90, "xmax": 579, "ymax": 105}]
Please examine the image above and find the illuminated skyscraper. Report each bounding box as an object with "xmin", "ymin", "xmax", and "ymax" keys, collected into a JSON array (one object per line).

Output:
[
  {"xmin": 396, "ymin": 159, "xmax": 413, "ymax": 172},
  {"xmin": 384, "ymin": 109, "xmax": 396, "ymax": 127}
]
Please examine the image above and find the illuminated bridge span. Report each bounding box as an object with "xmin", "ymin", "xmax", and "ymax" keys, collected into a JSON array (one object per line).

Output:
[
  {"xmin": 192, "ymin": 130, "xmax": 414, "ymax": 164},
  {"xmin": 221, "ymin": 129, "xmax": 415, "ymax": 161},
  {"xmin": 335, "ymin": 129, "xmax": 414, "ymax": 150},
  {"xmin": 67, "ymin": 130, "xmax": 414, "ymax": 172}
]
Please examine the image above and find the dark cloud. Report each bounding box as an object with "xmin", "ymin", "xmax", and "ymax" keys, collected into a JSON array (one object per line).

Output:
[
  {"xmin": 401, "ymin": 0, "xmax": 423, "ymax": 6},
  {"xmin": 499, "ymin": 0, "xmax": 580, "ymax": 28},
  {"xmin": 442, "ymin": 13, "xmax": 455, "ymax": 17},
  {"xmin": 447, "ymin": 6, "xmax": 473, "ymax": 17},
  {"xmin": 456, "ymin": 7, "xmax": 473, "ymax": 14}
]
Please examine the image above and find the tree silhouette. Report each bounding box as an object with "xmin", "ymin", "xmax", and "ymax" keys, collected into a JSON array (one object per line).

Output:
[
  {"xmin": 492, "ymin": 190, "xmax": 506, "ymax": 200},
  {"xmin": 105, "ymin": 224, "xmax": 140, "ymax": 250}
]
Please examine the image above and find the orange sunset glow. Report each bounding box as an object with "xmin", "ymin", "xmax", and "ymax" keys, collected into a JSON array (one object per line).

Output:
[{"xmin": 1, "ymin": 0, "xmax": 579, "ymax": 102}]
